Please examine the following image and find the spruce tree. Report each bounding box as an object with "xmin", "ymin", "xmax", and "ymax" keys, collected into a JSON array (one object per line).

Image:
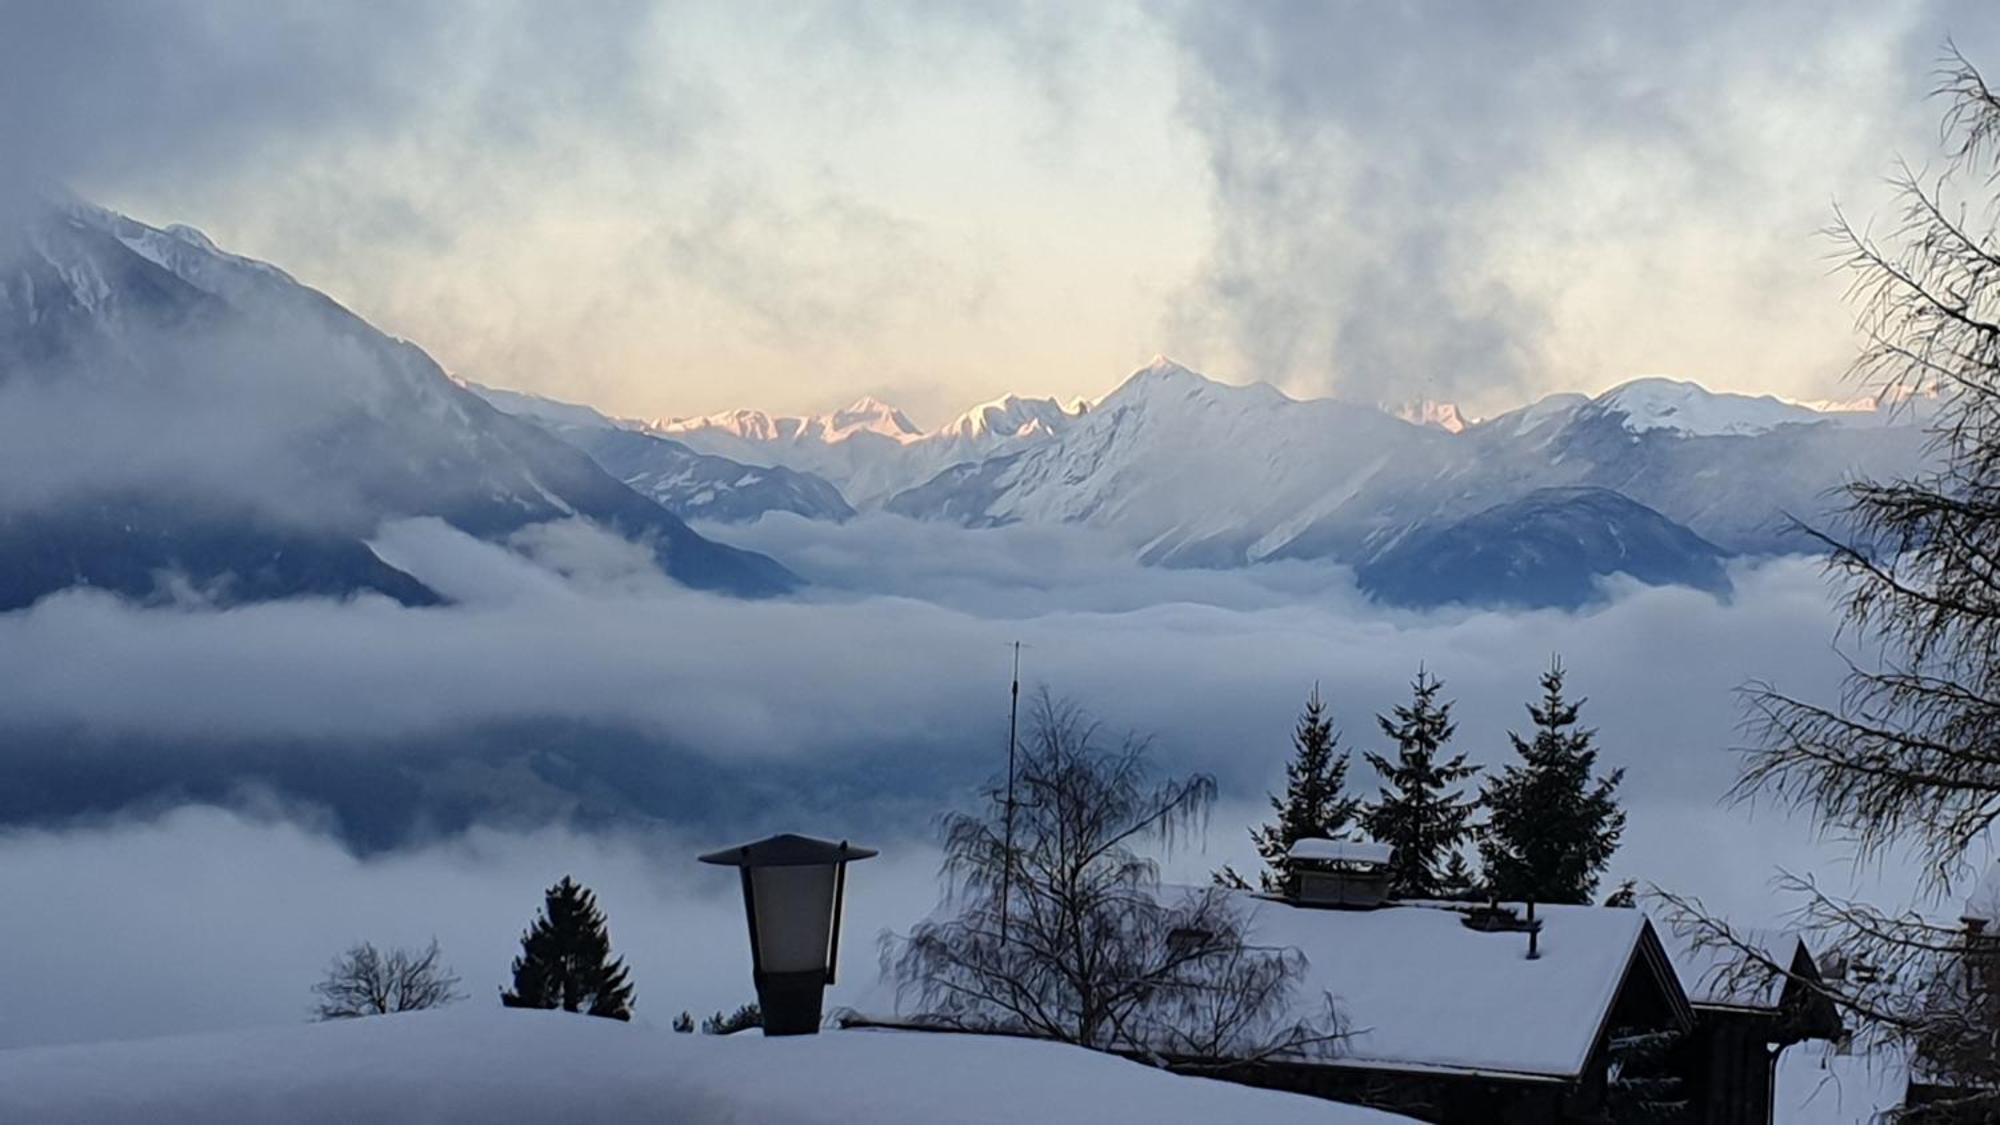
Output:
[
  {"xmin": 500, "ymin": 876, "xmax": 635, "ymax": 1020},
  {"xmin": 1360, "ymin": 669, "xmax": 1479, "ymax": 900},
  {"xmin": 1246, "ymin": 686, "xmax": 1361, "ymax": 892},
  {"xmin": 1478, "ymin": 659, "xmax": 1626, "ymax": 905}
]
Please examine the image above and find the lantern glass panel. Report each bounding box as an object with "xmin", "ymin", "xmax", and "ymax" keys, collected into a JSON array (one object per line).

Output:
[{"xmin": 751, "ymin": 862, "xmax": 838, "ymax": 973}]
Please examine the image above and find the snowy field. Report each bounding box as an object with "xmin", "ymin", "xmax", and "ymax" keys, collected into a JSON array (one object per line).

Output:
[
  {"xmin": 1776, "ymin": 1043, "xmax": 1909, "ymax": 1125},
  {"xmin": 0, "ymin": 1009, "xmax": 1416, "ymax": 1125}
]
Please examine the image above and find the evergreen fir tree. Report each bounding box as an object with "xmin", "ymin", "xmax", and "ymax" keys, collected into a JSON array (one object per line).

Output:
[
  {"xmin": 1245, "ymin": 686, "xmax": 1362, "ymax": 892},
  {"xmin": 1440, "ymin": 849, "xmax": 1480, "ymax": 901},
  {"xmin": 500, "ymin": 876, "xmax": 635, "ymax": 1020},
  {"xmin": 1478, "ymin": 659, "xmax": 1626, "ymax": 905},
  {"xmin": 1360, "ymin": 669, "xmax": 1479, "ymax": 900},
  {"xmin": 672, "ymin": 1011, "xmax": 695, "ymax": 1033},
  {"xmin": 1604, "ymin": 879, "xmax": 1639, "ymax": 909}
]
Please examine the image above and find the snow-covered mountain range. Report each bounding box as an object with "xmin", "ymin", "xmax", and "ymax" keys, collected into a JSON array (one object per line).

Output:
[
  {"xmin": 1, "ymin": 190, "xmax": 1929, "ymax": 612},
  {"xmin": 646, "ymin": 392, "xmax": 1089, "ymax": 508},
  {"xmin": 0, "ymin": 196, "xmax": 797, "ymax": 608},
  {"xmin": 480, "ymin": 357, "xmax": 1926, "ymax": 608},
  {"xmin": 470, "ymin": 385, "xmax": 855, "ymax": 523}
]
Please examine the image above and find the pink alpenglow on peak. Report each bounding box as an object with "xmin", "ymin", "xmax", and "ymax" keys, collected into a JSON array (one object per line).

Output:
[{"xmin": 1391, "ymin": 399, "xmax": 1471, "ymax": 433}]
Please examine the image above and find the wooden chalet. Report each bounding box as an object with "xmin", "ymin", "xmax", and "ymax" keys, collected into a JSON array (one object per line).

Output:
[
  {"xmin": 1667, "ymin": 930, "xmax": 1846, "ymax": 1124},
  {"xmin": 849, "ymin": 840, "xmax": 1699, "ymax": 1124}
]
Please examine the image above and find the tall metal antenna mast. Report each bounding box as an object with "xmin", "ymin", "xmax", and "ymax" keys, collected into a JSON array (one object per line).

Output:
[{"xmin": 1000, "ymin": 640, "xmax": 1021, "ymax": 944}]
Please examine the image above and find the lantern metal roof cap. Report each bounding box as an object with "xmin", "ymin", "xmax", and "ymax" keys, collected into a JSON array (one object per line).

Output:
[{"xmin": 698, "ymin": 833, "xmax": 879, "ymax": 868}]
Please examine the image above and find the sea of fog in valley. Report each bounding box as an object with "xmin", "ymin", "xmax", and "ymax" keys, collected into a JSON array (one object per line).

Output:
[{"xmin": 0, "ymin": 512, "xmax": 1963, "ymax": 1049}]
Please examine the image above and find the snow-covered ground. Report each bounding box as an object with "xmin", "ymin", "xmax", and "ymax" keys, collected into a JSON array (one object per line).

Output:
[
  {"xmin": 0, "ymin": 1008, "xmax": 1418, "ymax": 1124},
  {"xmin": 1776, "ymin": 1043, "xmax": 1908, "ymax": 1124}
]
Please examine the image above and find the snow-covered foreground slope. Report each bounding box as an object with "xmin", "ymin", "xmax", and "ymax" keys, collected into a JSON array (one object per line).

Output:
[{"xmin": 0, "ymin": 1009, "xmax": 1415, "ymax": 1125}]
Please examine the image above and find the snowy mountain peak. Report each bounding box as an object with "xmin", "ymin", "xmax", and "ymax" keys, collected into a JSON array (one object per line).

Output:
[
  {"xmin": 1099, "ymin": 357, "xmax": 1289, "ymax": 412},
  {"xmin": 161, "ymin": 223, "xmax": 221, "ymax": 253},
  {"xmin": 1589, "ymin": 377, "xmax": 1833, "ymax": 437},
  {"xmin": 1129, "ymin": 355, "xmax": 1203, "ymax": 386},
  {"xmin": 829, "ymin": 395, "xmax": 923, "ymax": 441},
  {"xmin": 654, "ymin": 396, "xmax": 921, "ymax": 447},
  {"xmin": 940, "ymin": 393, "xmax": 1084, "ymax": 441},
  {"xmin": 1392, "ymin": 399, "xmax": 1471, "ymax": 433}
]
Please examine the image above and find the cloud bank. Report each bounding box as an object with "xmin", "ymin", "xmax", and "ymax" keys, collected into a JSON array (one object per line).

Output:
[{"xmin": 0, "ymin": 512, "xmax": 1976, "ymax": 1050}]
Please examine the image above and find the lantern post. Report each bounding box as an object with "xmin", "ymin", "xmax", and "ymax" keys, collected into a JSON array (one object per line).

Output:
[{"xmin": 698, "ymin": 833, "xmax": 878, "ymax": 1035}]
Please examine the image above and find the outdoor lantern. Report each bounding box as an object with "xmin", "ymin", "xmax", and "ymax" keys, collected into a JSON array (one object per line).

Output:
[{"xmin": 698, "ymin": 833, "xmax": 878, "ymax": 1036}]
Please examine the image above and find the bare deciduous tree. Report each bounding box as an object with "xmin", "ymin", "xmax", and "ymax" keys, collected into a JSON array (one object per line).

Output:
[
  {"xmin": 885, "ymin": 690, "xmax": 1343, "ymax": 1067},
  {"xmin": 313, "ymin": 938, "xmax": 464, "ymax": 1020},
  {"xmin": 1663, "ymin": 44, "xmax": 2000, "ymax": 1121}
]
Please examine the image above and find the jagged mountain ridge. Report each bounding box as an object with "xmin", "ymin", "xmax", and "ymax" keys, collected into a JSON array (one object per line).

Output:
[
  {"xmin": 652, "ymin": 389, "xmax": 1088, "ymax": 506},
  {"xmin": 1356, "ymin": 487, "xmax": 1734, "ymax": 610},
  {"xmin": 0, "ymin": 198, "xmax": 799, "ymax": 607},
  {"xmin": 628, "ymin": 357, "xmax": 1926, "ymax": 605},
  {"xmin": 469, "ymin": 384, "xmax": 854, "ymax": 523}
]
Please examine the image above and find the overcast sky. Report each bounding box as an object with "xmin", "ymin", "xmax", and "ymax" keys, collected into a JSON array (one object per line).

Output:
[{"xmin": 9, "ymin": 1, "xmax": 1996, "ymax": 420}]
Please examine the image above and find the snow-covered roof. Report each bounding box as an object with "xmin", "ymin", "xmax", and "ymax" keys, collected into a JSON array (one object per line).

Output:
[
  {"xmin": 853, "ymin": 892, "xmax": 1689, "ymax": 1082},
  {"xmin": 1239, "ymin": 894, "xmax": 1686, "ymax": 1079},
  {"xmin": 0, "ymin": 1009, "xmax": 1419, "ymax": 1125},
  {"xmin": 1288, "ymin": 839, "xmax": 1393, "ymax": 865}
]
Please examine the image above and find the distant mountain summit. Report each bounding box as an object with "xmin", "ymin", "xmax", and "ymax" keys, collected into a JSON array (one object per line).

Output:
[
  {"xmin": 656, "ymin": 394, "xmax": 924, "ymax": 446},
  {"xmin": 1357, "ymin": 487, "xmax": 1733, "ymax": 609},
  {"xmin": 0, "ymin": 198, "xmax": 798, "ymax": 607},
  {"xmin": 634, "ymin": 355, "xmax": 1922, "ymax": 606},
  {"xmin": 467, "ymin": 383, "xmax": 854, "ymax": 524},
  {"xmin": 937, "ymin": 393, "xmax": 1086, "ymax": 442},
  {"xmin": 1391, "ymin": 399, "xmax": 1470, "ymax": 433},
  {"xmin": 1581, "ymin": 377, "xmax": 1865, "ymax": 437}
]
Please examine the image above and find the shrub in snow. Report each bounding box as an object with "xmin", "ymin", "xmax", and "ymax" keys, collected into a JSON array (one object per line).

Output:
[
  {"xmin": 312, "ymin": 938, "xmax": 463, "ymax": 1020},
  {"xmin": 701, "ymin": 1004, "xmax": 762, "ymax": 1035}
]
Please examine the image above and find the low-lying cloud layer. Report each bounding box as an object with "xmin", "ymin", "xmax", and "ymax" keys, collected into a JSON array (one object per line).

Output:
[{"xmin": 0, "ymin": 512, "xmax": 1973, "ymax": 1049}]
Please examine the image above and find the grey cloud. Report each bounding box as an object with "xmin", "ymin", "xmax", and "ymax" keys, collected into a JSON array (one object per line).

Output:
[
  {"xmin": 0, "ymin": 513, "xmax": 1880, "ymax": 843},
  {"xmin": 0, "ymin": 0, "xmax": 687, "ymax": 190},
  {"xmin": 0, "ymin": 2, "xmax": 449, "ymax": 189},
  {"xmin": 0, "ymin": 314, "xmax": 419, "ymax": 529},
  {"xmin": 0, "ymin": 514, "xmax": 1962, "ymax": 1052},
  {"xmin": 644, "ymin": 187, "xmax": 991, "ymax": 355},
  {"xmin": 1158, "ymin": 0, "xmax": 1994, "ymax": 407}
]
